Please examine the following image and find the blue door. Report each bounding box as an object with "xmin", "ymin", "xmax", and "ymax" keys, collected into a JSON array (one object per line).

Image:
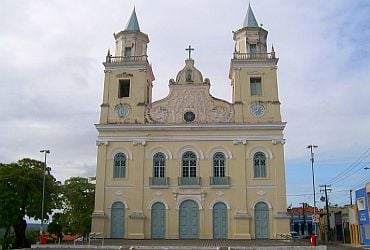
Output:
[
  {"xmin": 213, "ymin": 202, "xmax": 228, "ymax": 239},
  {"xmin": 151, "ymin": 202, "xmax": 166, "ymax": 239},
  {"xmin": 179, "ymin": 200, "xmax": 199, "ymax": 239},
  {"xmin": 255, "ymin": 202, "xmax": 269, "ymax": 239},
  {"xmin": 111, "ymin": 202, "xmax": 124, "ymax": 238}
]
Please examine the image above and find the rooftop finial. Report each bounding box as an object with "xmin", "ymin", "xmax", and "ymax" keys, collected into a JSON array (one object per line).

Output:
[
  {"xmin": 125, "ymin": 7, "xmax": 140, "ymax": 31},
  {"xmin": 243, "ymin": 3, "xmax": 259, "ymax": 28},
  {"xmin": 185, "ymin": 45, "xmax": 194, "ymax": 60}
]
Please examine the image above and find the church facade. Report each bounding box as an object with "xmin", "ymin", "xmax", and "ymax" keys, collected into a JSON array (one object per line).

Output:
[{"xmin": 91, "ymin": 5, "xmax": 290, "ymax": 240}]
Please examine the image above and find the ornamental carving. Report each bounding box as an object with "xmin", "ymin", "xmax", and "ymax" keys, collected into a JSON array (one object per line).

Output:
[
  {"xmin": 145, "ymin": 59, "xmax": 234, "ymax": 124},
  {"xmin": 146, "ymin": 86, "xmax": 234, "ymax": 124}
]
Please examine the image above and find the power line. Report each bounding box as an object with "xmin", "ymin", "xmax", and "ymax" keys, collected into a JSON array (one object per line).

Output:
[
  {"xmin": 351, "ymin": 176, "xmax": 370, "ymax": 190},
  {"xmin": 326, "ymin": 148, "xmax": 370, "ymax": 185}
]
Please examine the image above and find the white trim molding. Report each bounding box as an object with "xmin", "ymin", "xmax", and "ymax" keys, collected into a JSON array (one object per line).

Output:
[
  {"xmin": 251, "ymin": 199, "xmax": 273, "ymax": 210},
  {"xmin": 109, "ymin": 147, "xmax": 133, "ymax": 160},
  {"xmin": 247, "ymin": 146, "xmax": 273, "ymax": 159},
  {"xmin": 209, "ymin": 200, "xmax": 231, "ymax": 210},
  {"xmin": 147, "ymin": 200, "xmax": 169, "ymax": 210},
  {"xmin": 96, "ymin": 123, "xmax": 286, "ymax": 132},
  {"xmin": 206, "ymin": 145, "xmax": 233, "ymax": 160},
  {"xmin": 146, "ymin": 146, "xmax": 173, "ymax": 160},
  {"xmin": 97, "ymin": 134, "xmax": 284, "ymax": 143},
  {"xmin": 176, "ymin": 145, "xmax": 204, "ymax": 160},
  {"xmin": 176, "ymin": 196, "xmax": 203, "ymax": 210},
  {"xmin": 108, "ymin": 200, "xmax": 128, "ymax": 209}
]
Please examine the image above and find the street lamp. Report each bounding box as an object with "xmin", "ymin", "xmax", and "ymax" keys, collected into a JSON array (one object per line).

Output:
[
  {"xmin": 307, "ymin": 145, "xmax": 318, "ymax": 235},
  {"xmin": 40, "ymin": 149, "xmax": 50, "ymax": 236}
]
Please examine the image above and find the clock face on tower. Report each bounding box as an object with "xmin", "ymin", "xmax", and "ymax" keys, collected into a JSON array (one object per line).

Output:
[
  {"xmin": 184, "ymin": 111, "xmax": 196, "ymax": 122},
  {"xmin": 250, "ymin": 103, "xmax": 266, "ymax": 117},
  {"xmin": 116, "ymin": 104, "xmax": 130, "ymax": 118}
]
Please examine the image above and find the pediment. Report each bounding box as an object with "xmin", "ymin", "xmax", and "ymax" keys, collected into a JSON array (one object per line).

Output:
[{"xmin": 146, "ymin": 84, "xmax": 234, "ymax": 124}]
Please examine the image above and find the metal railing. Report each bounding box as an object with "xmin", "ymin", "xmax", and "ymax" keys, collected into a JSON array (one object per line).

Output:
[
  {"xmin": 233, "ymin": 52, "xmax": 275, "ymax": 60},
  {"xmin": 210, "ymin": 176, "xmax": 230, "ymax": 186},
  {"xmin": 149, "ymin": 177, "xmax": 169, "ymax": 186},
  {"xmin": 106, "ymin": 55, "xmax": 148, "ymax": 63},
  {"xmin": 178, "ymin": 177, "xmax": 201, "ymax": 186}
]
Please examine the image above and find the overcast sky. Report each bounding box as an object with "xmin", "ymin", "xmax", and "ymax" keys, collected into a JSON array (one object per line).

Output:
[{"xmin": 0, "ymin": 0, "xmax": 369, "ymax": 208}]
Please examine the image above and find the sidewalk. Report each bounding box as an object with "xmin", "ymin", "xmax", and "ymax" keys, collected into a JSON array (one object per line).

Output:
[{"xmin": 32, "ymin": 239, "xmax": 327, "ymax": 250}]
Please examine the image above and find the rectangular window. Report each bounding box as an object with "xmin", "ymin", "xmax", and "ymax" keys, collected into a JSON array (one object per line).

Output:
[
  {"xmin": 124, "ymin": 47, "xmax": 131, "ymax": 57},
  {"xmin": 250, "ymin": 77, "xmax": 262, "ymax": 96},
  {"xmin": 119, "ymin": 79, "xmax": 130, "ymax": 98}
]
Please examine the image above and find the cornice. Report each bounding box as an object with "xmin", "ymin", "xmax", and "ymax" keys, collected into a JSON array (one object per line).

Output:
[
  {"xmin": 96, "ymin": 134, "xmax": 284, "ymax": 143},
  {"xmin": 95, "ymin": 123, "xmax": 286, "ymax": 132},
  {"xmin": 231, "ymin": 59, "xmax": 278, "ymax": 68},
  {"xmin": 103, "ymin": 62, "xmax": 148, "ymax": 70}
]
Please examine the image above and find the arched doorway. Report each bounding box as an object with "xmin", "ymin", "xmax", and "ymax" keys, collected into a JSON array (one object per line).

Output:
[
  {"xmin": 151, "ymin": 202, "xmax": 166, "ymax": 239},
  {"xmin": 179, "ymin": 200, "xmax": 199, "ymax": 239},
  {"xmin": 254, "ymin": 201, "xmax": 269, "ymax": 239},
  {"xmin": 111, "ymin": 201, "xmax": 125, "ymax": 238},
  {"xmin": 213, "ymin": 202, "xmax": 228, "ymax": 239}
]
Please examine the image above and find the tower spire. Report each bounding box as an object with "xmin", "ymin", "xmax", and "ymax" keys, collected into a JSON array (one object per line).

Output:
[
  {"xmin": 125, "ymin": 7, "xmax": 140, "ymax": 31},
  {"xmin": 243, "ymin": 3, "xmax": 259, "ymax": 28}
]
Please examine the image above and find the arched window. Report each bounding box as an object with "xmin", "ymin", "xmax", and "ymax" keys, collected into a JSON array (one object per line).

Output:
[
  {"xmin": 253, "ymin": 152, "xmax": 266, "ymax": 178},
  {"xmin": 114, "ymin": 153, "xmax": 126, "ymax": 178},
  {"xmin": 182, "ymin": 151, "xmax": 197, "ymax": 177},
  {"xmin": 153, "ymin": 152, "xmax": 166, "ymax": 178},
  {"xmin": 213, "ymin": 152, "xmax": 226, "ymax": 177}
]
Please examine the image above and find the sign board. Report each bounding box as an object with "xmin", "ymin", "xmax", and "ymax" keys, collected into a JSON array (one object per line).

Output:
[{"xmin": 312, "ymin": 214, "xmax": 320, "ymax": 223}]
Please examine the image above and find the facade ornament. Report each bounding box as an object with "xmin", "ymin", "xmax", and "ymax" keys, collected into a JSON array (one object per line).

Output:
[
  {"xmin": 129, "ymin": 212, "xmax": 145, "ymax": 219},
  {"xmin": 133, "ymin": 139, "xmax": 146, "ymax": 146},
  {"xmin": 256, "ymin": 190, "xmax": 266, "ymax": 196},
  {"xmin": 216, "ymin": 191, "xmax": 224, "ymax": 197},
  {"xmin": 155, "ymin": 191, "xmax": 163, "ymax": 196},
  {"xmin": 201, "ymin": 191, "xmax": 206, "ymax": 202},
  {"xmin": 146, "ymin": 87, "xmax": 234, "ymax": 124},
  {"xmin": 172, "ymin": 192, "xmax": 178, "ymax": 201},
  {"xmin": 234, "ymin": 212, "xmax": 251, "ymax": 219},
  {"xmin": 272, "ymin": 139, "xmax": 285, "ymax": 145},
  {"xmin": 96, "ymin": 140, "xmax": 109, "ymax": 146},
  {"xmin": 233, "ymin": 139, "xmax": 248, "ymax": 145},
  {"xmin": 116, "ymin": 72, "xmax": 133, "ymax": 78},
  {"xmin": 115, "ymin": 190, "xmax": 123, "ymax": 196}
]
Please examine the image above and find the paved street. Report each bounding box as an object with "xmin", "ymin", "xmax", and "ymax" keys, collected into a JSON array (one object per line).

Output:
[{"xmin": 31, "ymin": 239, "xmax": 368, "ymax": 250}]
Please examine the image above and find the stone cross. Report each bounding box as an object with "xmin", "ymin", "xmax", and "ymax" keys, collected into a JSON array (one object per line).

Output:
[{"xmin": 185, "ymin": 45, "xmax": 194, "ymax": 59}]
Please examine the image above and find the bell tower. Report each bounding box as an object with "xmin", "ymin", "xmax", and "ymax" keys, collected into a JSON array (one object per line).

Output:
[
  {"xmin": 229, "ymin": 3, "xmax": 281, "ymax": 123},
  {"xmin": 100, "ymin": 8, "xmax": 155, "ymax": 125}
]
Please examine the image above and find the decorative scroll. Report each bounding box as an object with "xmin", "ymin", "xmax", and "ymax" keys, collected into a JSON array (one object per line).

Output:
[{"xmin": 146, "ymin": 86, "xmax": 234, "ymax": 124}]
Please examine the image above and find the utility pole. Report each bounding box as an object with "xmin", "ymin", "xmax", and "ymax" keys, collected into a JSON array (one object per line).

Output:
[
  {"xmin": 307, "ymin": 145, "xmax": 318, "ymax": 236},
  {"xmin": 40, "ymin": 149, "xmax": 50, "ymax": 236},
  {"xmin": 320, "ymin": 184, "xmax": 332, "ymax": 241},
  {"xmin": 350, "ymin": 189, "xmax": 353, "ymax": 205}
]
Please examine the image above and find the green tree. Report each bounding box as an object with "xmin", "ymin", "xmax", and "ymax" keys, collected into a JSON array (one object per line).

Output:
[
  {"xmin": 0, "ymin": 158, "xmax": 61, "ymax": 248},
  {"xmin": 62, "ymin": 177, "xmax": 95, "ymax": 238}
]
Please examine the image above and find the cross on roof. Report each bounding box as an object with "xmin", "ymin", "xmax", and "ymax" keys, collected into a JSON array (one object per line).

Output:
[{"xmin": 185, "ymin": 45, "xmax": 194, "ymax": 59}]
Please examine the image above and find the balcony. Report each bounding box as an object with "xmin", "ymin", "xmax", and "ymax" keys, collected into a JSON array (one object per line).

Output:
[
  {"xmin": 105, "ymin": 55, "xmax": 148, "ymax": 64},
  {"xmin": 149, "ymin": 177, "xmax": 169, "ymax": 187},
  {"xmin": 210, "ymin": 176, "xmax": 230, "ymax": 186},
  {"xmin": 178, "ymin": 177, "xmax": 201, "ymax": 187},
  {"xmin": 233, "ymin": 52, "xmax": 276, "ymax": 60}
]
